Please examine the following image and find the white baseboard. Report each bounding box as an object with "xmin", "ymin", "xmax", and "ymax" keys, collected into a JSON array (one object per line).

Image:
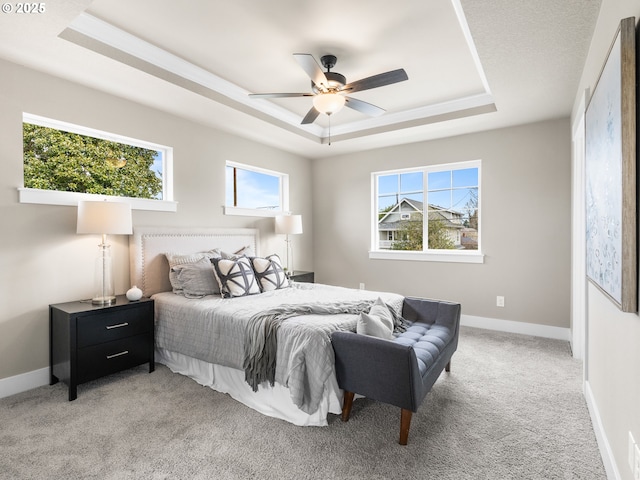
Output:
[
  {"xmin": 0, "ymin": 367, "xmax": 49, "ymax": 399},
  {"xmin": 584, "ymin": 381, "xmax": 620, "ymax": 480},
  {"xmin": 461, "ymin": 314, "xmax": 571, "ymax": 341}
]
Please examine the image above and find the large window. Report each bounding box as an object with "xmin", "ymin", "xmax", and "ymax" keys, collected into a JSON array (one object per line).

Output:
[
  {"xmin": 19, "ymin": 113, "xmax": 175, "ymax": 211},
  {"xmin": 372, "ymin": 160, "xmax": 482, "ymax": 263},
  {"xmin": 225, "ymin": 161, "xmax": 289, "ymax": 216}
]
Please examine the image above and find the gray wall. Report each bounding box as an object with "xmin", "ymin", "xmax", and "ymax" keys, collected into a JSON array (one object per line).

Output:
[
  {"xmin": 572, "ymin": 1, "xmax": 640, "ymax": 479},
  {"xmin": 0, "ymin": 59, "xmax": 313, "ymax": 380},
  {"xmin": 311, "ymin": 118, "xmax": 571, "ymax": 328}
]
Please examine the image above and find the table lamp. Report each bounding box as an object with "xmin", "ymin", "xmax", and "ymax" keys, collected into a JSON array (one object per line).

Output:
[
  {"xmin": 275, "ymin": 214, "xmax": 303, "ymax": 275},
  {"xmin": 77, "ymin": 200, "xmax": 133, "ymax": 305}
]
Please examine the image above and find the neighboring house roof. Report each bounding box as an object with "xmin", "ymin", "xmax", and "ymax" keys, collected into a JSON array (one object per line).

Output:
[
  {"xmin": 378, "ymin": 198, "xmax": 464, "ymax": 230},
  {"xmin": 428, "ymin": 209, "xmax": 464, "ymax": 230},
  {"xmin": 378, "ymin": 198, "xmax": 423, "ymax": 224}
]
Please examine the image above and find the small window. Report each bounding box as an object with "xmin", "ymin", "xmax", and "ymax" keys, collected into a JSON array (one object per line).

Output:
[
  {"xmin": 19, "ymin": 113, "xmax": 175, "ymax": 211},
  {"xmin": 371, "ymin": 160, "xmax": 482, "ymax": 263},
  {"xmin": 224, "ymin": 161, "xmax": 289, "ymax": 217}
]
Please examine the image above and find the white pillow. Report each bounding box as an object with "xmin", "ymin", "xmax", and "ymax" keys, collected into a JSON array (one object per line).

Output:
[{"xmin": 356, "ymin": 297, "xmax": 394, "ymax": 339}]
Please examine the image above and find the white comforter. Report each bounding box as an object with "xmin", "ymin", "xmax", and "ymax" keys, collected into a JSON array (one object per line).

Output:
[{"xmin": 153, "ymin": 283, "xmax": 404, "ymax": 414}]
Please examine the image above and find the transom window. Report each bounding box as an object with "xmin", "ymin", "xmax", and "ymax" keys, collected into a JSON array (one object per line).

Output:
[
  {"xmin": 19, "ymin": 113, "xmax": 175, "ymax": 211},
  {"xmin": 224, "ymin": 161, "xmax": 289, "ymax": 217},
  {"xmin": 371, "ymin": 160, "xmax": 482, "ymax": 263}
]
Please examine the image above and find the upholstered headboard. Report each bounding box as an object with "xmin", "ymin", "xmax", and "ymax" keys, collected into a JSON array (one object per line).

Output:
[{"xmin": 129, "ymin": 226, "xmax": 260, "ymax": 297}]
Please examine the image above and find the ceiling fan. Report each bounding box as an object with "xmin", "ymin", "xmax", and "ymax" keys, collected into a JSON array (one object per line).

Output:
[{"xmin": 249, "ymin": 54, "xmax": 408, "ymax": 125}]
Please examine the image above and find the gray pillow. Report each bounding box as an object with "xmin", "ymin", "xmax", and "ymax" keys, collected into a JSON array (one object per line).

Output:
[
  {"xmin": 165, "ymin": 250, "xmax": 221, "ymax": 294},
  {"xmin": 221, "ymin": 245, "xmax": 256, "ymax": 259},
  {"xmin": 356, "ymin": 297, "xmax": 394, "ymax": 339},
  {"xmin": 172, "ymin": 257, "xmax": 220, "ymax": 298}
]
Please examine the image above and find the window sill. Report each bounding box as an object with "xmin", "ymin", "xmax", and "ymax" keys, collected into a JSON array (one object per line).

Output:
[
  {"xmin": 369, "ymin": 250, "xmax": 484, "ymax": 264},
  {"xmin": 223, "ymin": 206, "xmax": 286, "ymax": 218},
  {"xmin": 18, "ymin": 188, "xmax": 178, "ymax": 212}
]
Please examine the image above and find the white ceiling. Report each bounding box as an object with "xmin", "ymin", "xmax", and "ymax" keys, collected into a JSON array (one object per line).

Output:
[{"xmin": 0, "ymin": 0, "xmax": 601, "ymax": 158}]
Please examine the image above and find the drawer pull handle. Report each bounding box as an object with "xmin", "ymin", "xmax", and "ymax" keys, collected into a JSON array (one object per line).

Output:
[
  {"xmin": 106, "ymin": 322, "xmax": 129, "ymax": 330},
  {"xmin": 106, "ymin": 350, "xmax": 129, "ymax": 359}
]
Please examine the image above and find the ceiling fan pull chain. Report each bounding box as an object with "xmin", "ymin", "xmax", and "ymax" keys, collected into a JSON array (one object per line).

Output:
[{"xmin": 328, "ymin": 114, "xmax": 332, "ymax": 146}]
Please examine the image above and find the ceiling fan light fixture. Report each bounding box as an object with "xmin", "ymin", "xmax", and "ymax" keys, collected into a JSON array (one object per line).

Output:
[{"xmin": 313, "ymin": 93, "xmax": 345, "ymax": 115}]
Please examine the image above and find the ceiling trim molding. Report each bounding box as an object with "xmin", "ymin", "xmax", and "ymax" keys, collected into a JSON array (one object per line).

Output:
[
  {"xmin": 64, "ymin": 13, "xmax": 320, "ymax": 133},
  {"xmin": 329, "ymin": 92, "xmax": 496, "ymax": 137},
  {"xmin": 451, "ymin": 0, "xmax": 492, "ymax": 95},
  {"xmin": 63, "ymin": 11, "xmax": 496, "ymax": 145}
]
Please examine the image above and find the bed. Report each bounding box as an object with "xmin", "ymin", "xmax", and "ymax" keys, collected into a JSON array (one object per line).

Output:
[{"xmin": 129, "ymin": 226, "xmax": 404, "ymax": 426}]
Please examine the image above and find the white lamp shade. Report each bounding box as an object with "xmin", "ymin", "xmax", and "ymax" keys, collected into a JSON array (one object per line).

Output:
[
  {"xmin": 77, "ymin": 201, "xmax": 133, "ymax": 235},
  {"xmin": 313, "ymin": 93, "xmax": 345, "ymax": 115},
  {"xmin": 275, "ymin": 214, "xmax": 303, "ymax": 235}
]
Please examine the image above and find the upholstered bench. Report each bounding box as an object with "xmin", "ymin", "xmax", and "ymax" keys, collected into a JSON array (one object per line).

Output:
[{"xmin": 331, "ymin": 297, "xmax": 461, "ymax": 445}]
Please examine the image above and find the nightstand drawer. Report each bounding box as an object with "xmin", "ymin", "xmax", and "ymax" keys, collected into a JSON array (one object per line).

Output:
[
  {"xmin": 77, "ymin": 334, "xmax": 152, "ymax": 383},
  {"xmin": 77, "ymin": 305, "xmax": 152, "ymax": 348}
]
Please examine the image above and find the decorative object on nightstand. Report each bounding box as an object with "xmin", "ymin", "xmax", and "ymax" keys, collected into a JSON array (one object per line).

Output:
[
  {"xmin": 77, "ymin": 200, "xmax": 133, "ymax": 306},
  {"xmin": 126, "ymin": 285, "xmax": 143, "ymax": 301},
  {"xmin": 49, "ymin": 296, "xmax": 154, "ymax": 401},
  {"xmin": 288, "ymin": 271, "xmax": 315, "ymax": 283},
  {"xmin": 275, "ymin": 214, "xmax": 303, "ymax": 274}
]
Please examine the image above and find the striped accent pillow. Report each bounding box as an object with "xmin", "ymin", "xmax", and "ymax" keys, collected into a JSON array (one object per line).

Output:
[
  {"xmin": 211, "ymin": 256, "xmax": 261, "ymax": 298},
  {"xmin": 251, "ymin": 255, "xmax": 290, "ymax": 292}
]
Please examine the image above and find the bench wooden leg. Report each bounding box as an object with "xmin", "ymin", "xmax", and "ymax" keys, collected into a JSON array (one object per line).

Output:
[
  {"xmin": 445, "ymin": 360, "xmax": 451, "ymax": 372},
  {"xmin": 399, "ymin": 409, "xmax": 412, "ymax": 445},
  {"xmin": 342, "ymin": 391, "xmax": 355, "ymax": 422}
]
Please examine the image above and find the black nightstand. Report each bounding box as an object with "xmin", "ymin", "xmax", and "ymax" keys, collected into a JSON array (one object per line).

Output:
[
  {"xmin": 289, "ymin": 271, "xmax": 315, "ymax": 283},
  {"xmin": 49, "ymin": 295, "xmax": 154, "ymax": 401}
]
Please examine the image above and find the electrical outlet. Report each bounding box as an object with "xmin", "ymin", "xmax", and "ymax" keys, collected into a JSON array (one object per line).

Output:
[
  {"xmin": 359, "ymin": 283, "xmax": 365, "ymax": 290},
  {"xmin": 496, "ymin": 296, "xmax": 505, "ymax": 307}
]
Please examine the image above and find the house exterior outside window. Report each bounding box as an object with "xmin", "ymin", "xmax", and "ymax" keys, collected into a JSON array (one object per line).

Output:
[{"xmin": 371, "ymin": 160, "xmax": 483, "ymax": 264}]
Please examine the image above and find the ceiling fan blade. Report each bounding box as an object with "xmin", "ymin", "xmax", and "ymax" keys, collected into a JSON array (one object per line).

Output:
[
  {"xmin": 293, "ymin": 53, "xmax": 329, "ymax": 91},
  {"xmin": 342, "ymin": 68, "xmax": 408, "ymax": 94},
  {"xmin": 344, "ymin": 97, "xmax": 386, "ymax": 117},
  {"xmin": 301, "ymin": 106, "xmax": 320, "ymax": 124},
  {"xmin": 249, "ymin": 93, "xmax": 314, "ymax": 98}
]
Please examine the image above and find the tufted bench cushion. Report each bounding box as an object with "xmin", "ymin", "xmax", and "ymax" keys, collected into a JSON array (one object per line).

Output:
[
  {"xmin": 331, "ymin": 297, "xmax": 461, "ymax": 445},
  {"xmin": 395, "ymin": 324, "xmax": 454, "ymax": 377}
]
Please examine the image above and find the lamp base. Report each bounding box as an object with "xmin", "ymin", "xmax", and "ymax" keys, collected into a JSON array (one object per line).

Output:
[{"xmin": 91, "ymin": 295, "xmax": 116, "ymax": 306}]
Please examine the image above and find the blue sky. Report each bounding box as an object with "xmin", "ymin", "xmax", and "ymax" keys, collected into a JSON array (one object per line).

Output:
[
  {"xmin": 378, "ymin": 167, "xmax": 479, "ymax": 212},
  {"xmin": 225, "ymin": 166, "xmax": 281, "ymax": 209}
]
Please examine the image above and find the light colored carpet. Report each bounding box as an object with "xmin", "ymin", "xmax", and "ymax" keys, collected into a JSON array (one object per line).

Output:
[{"xmin": 0, "ymin": 327, "xmax": 605, "ymax": 479}]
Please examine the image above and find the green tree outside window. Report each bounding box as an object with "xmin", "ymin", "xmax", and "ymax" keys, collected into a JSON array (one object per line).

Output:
[{"xmin": 23, "ymin": 123, "xmax": 163, "ymax": 199}]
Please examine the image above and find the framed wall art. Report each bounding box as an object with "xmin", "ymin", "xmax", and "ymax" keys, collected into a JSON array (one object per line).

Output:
[{"xmin": 585, "ymin": 16, "xmax": 637, "ymax": 312}]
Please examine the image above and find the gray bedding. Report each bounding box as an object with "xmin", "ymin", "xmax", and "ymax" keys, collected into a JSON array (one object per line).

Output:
[{"xmin": 153, "ymin": 283, "xmax": 404, "ymax": 414}]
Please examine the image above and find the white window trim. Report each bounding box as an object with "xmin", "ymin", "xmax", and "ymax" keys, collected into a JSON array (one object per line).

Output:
[
  {"xmin": 370, "ymin": 160, "xmax": 484, "ymax": 264},
  {"xmin": 369, "ymin": 250, "xmax": 484, "ymax": 264},
  {"xmin": 20, "ymin": 113, "xmax": 176, "ymax": 211},
  {"xmin": 18, "ymin": 188, "xmax": 177, "ymax": 212},
  {"xmin": 224, "ymin": 160, "xmax": 290, "ymax": 217}
]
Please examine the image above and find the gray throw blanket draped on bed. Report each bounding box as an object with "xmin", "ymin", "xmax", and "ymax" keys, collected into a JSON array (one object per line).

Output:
[{"xmin": 243, "ymin": 300, "xmax": 375, "ymax": 392}]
